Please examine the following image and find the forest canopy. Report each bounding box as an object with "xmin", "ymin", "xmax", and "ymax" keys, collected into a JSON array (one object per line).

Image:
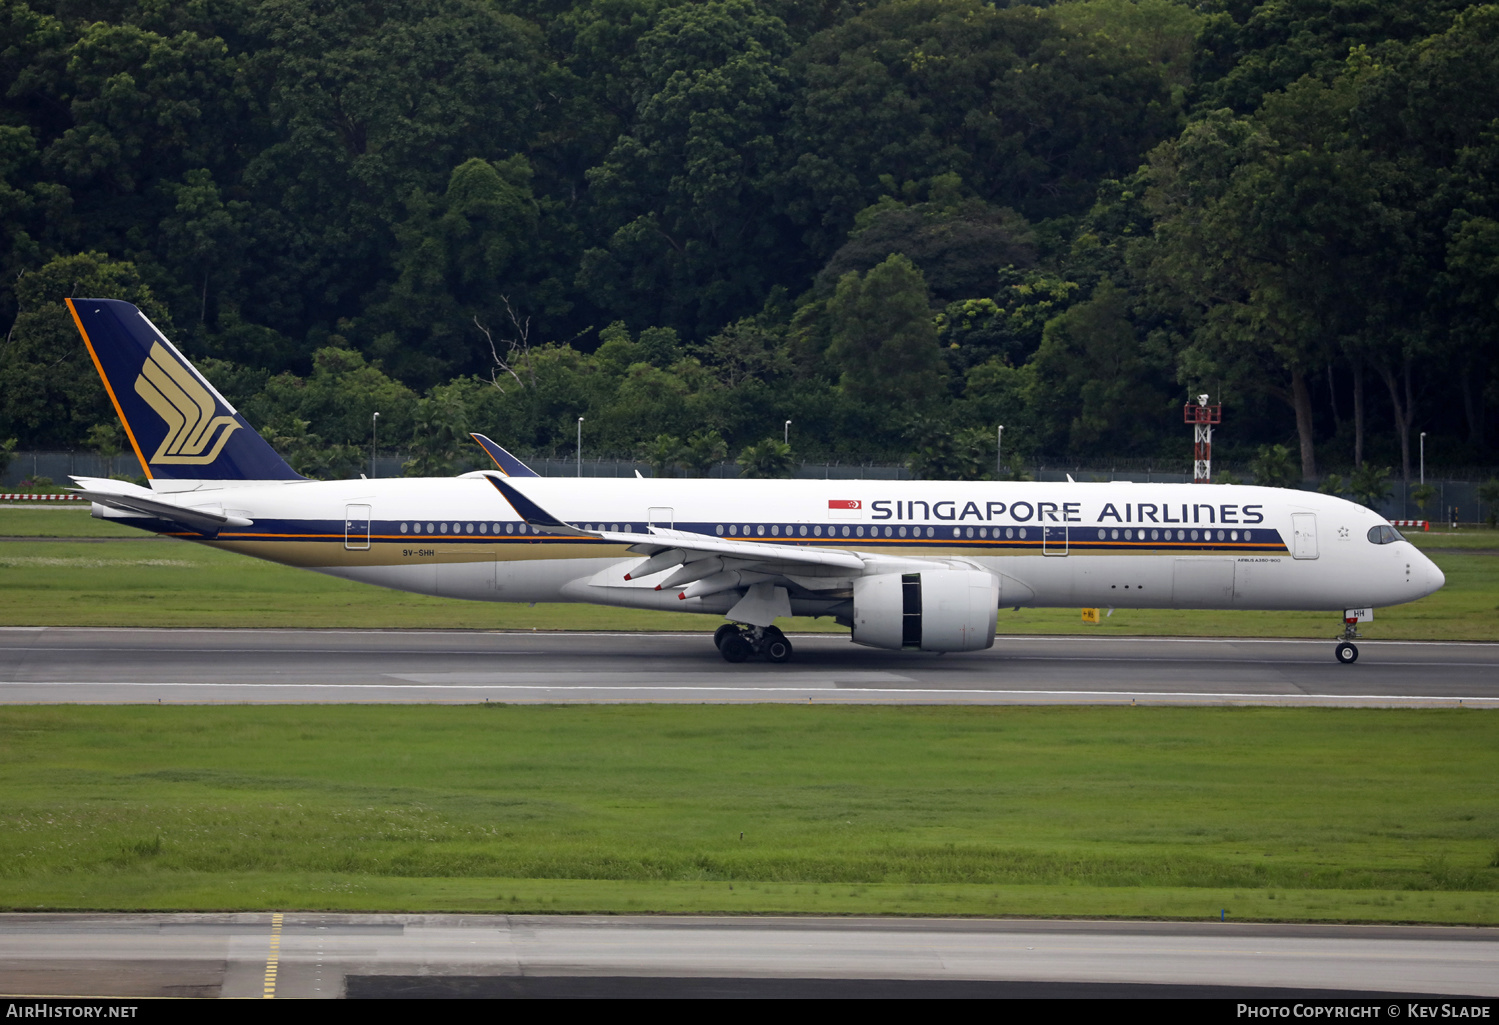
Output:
[{"xmin": 0, "ymin": 0, "xmax": 1495, "ymax": 480}]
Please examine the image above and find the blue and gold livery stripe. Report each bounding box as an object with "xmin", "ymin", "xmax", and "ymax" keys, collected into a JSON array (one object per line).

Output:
[{"xmin": 130, "ymin": 516, "xmax": 1288, "ymax": 554}]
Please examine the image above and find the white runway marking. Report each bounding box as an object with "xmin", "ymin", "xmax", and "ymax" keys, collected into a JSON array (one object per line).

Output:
[
  {"xmin": 2, "ymin": 680, "xmax": 1494, "ymax": 705},
  {"xmin": 384, "ymin": 671, "xmax": 916, "ymax": 685},
  {"xmin": 3, "ymin": 629, "xmax": 1493, "ymax": 706}
]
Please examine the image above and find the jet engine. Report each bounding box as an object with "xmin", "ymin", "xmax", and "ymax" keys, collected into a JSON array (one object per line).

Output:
[{"xmin": 850, "ymin": 569, "xmax": 998, "ymax": 652}]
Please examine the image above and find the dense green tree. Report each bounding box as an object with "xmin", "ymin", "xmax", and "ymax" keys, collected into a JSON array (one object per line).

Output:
[
  {"xmin": 159, "ymin": 168, "xmax": 249, "ymax": 330},
  {"xmin": 237, "ymin": 0, "xmax": 553, "ymax": 338},
  {"xmin": 241, "ymin": 346, "xmax": 417, "ymax": 454},
  {"xmin": 694, "ymin": 317, "xmax": 790, "ymax": 389},
  {"xmin": 367, "ymin": 155, "xmax": 544, "ymax": 386},
  {"xmin": 1249, "ymin": 443, "xmax": 1298, "ymax": 488},
  {"xmin": 960, "ymin": 357, "xmax": 1035, "ymax": 470},
  {"xmin": 814, "ymin": 177, "xmax": 1036, "ymax": 305},
  {"xmin": 1349, "ymin": 462, "xmax": 1394, "ymax": 509},
  {"xmin": 1317, "ymin": 473, "xmax": 1345, "ymax": 497},
  {"xmin": 1191, "ymin": 0, "xmax": 1472, "ymax": 113},
  {"xmin": 1024, "ymin": 279, "xmax": 1172, "ymax": 458},
  {"xmin": 906, "ymin": 419, "xmax": 993, "ymax": 481},
  {"xmin": 825, "ymin": 253, "xmax": 942, "ymax": 407},
  {"xmin": 641, "ymin": 433, "xmax": 683, "ymax": 477},
  {"xmin": 1477, "ymin": 478, "xmax": 1499, "ymax": 526},
  {"xmin": 781, "ymin": 0, "xmax": 1183, "ymax": 256},
  {"xmin": 737, "ymin": 437, "xmax": 794, "ymax": 477},
  {"xmin": 580, "ymin": 0, "xmax": 795, "ymax": 334},
  {"xmin": 936, "ymin": 270, "xmax": 1081, "ymax": 377},
  {"xmin": 0, "ymin": 251, "xmax": 170, "ymax": 449},
  {"xmin": 0, "ymin": 124, "xmax": 66, "ymax": 328},
  {"xmin": 678, "ymin": 428, "xmax": 728, "ymax": 475},
  {"xmin": 1140, "ymin": 77, "xmax": 1377, "ymax": 479}
]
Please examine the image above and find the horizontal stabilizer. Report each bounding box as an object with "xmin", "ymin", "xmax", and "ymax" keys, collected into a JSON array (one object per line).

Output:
[
  {"xmin": 470, "ymin": 434, "xmax": 540, "ymax": 477},
  {"xmin": 69, "ymin": 476, "xmax": 252, "ymax": 534}
]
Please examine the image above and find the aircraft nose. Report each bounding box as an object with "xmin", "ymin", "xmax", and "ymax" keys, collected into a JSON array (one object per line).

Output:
[
  {"xmin": 1426, "ymin": 555, "xmax": 1446, "ymax": 594},
  {"xmin": 1418, "ymin": 551, "xmax": 1445, "ymax": 597}
]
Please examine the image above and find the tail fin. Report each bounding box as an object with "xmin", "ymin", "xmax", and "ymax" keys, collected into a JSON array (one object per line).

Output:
[
  {"xmin": 470, "ymin": 433, "xmax": 540, "ymax": 477},
  {"xmin": 67, "ymin": 298, "xmax": 302, "ymax": 482}
]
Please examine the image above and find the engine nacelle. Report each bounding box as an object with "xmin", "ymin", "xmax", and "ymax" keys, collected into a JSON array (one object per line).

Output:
[{"xmin": 851, "ymin": 569, "xmax": 998, "ymax": 652}]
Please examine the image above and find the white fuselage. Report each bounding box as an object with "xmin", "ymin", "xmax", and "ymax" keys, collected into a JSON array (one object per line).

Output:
[{"xmin": 100, "ymin": 476, "xmax": 1445, "ymax": 621}]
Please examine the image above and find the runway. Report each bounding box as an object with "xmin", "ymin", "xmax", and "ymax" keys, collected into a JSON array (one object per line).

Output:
[
  {"xmin": 0, "ymin": 627, "xmax": 1496, "ymax": 705},
  {"xmin": 1, "ymin": 913, "xmax": 1495, "ymax": 999}
]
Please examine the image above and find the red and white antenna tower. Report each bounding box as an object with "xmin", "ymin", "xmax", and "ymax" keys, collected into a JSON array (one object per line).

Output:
[{"xmin": 1184, "ymin": 393, "xmax": 1221, "ymax": 483}]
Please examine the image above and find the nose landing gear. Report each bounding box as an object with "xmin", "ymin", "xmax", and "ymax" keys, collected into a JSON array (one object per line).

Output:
[
  {"xmin": 715, "ymin": 624, "xmax": 793, "ymax": 663},
  {"xmin": 1334, "ymin": 617, "xmax": 1360, "ymax": 664}
]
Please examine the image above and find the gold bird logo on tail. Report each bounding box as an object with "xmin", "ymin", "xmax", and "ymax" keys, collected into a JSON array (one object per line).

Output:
[{"xmin": 134, "ymin": 342, "xmax": 240, "ymax": 464}]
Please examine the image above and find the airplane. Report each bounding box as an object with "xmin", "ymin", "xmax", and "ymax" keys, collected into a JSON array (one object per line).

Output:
[{"xmin": 64, "ymin": 297, "xmax": 1445, "ymax": 665}]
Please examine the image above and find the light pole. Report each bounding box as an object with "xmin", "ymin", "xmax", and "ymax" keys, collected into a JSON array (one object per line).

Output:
[
  {"xmin": 1420, "ymin": 432, "xmax": 1426, "ymax": 485},
  {"xmin": 576, "ymin": 417, "xmax": 584, "ymax": 477},
  {"xmin": 371, "ymin": 411, "xmax": 380, "ymax": 479},
  {"xmin": 784, "ymin": 420, "xmax": 792, "ymax": 446},
  {"xmin": 996, "ymin": 425, "xmax": 1004, "ymax": 479}
]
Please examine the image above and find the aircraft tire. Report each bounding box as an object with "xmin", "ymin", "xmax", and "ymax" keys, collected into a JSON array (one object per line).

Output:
[
  {"xmin": 763, "ymin": 636, "xmax": 793, "ymax": 663},
  {"xmin": 1335, "ymin": 641, "xmax": 1358, "ymax": 664},
  {"xmin": 720, "ymin": 633, "xmax": 753, "ymax": 663},
  {"xmin": 713, "ymin": 623, "xmax": 739, "ymax": 650}
]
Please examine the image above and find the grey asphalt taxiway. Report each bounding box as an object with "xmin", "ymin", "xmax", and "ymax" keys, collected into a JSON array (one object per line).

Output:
[
  {"xmin": 0, "ymin": 627, "xmax": 1496, "ymax": 706},
  {"xmin": 1, "ymin": 914, "xmax": 1496, "ymax": 999}
]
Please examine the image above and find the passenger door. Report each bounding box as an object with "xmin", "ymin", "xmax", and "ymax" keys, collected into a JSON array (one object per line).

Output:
[
  {"xmin": 1042, "ymin": 524, "xmax": 1068, "ymax": 556},
  {"xmin": 1291, "ymin": 513, "xmax": 1318, "ymax": 559},
  {"xmin": 344, "ymin": 504, "xmax": 371, "ymax": 551}
]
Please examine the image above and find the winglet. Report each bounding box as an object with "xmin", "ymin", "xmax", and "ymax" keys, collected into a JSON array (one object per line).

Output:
[
  {"xmin": 485, "ymin": 475, "xmax": 592, "ymax": 536},
  {"xmin": 470, "ymin": 434, "xmax": 540, "ymax": 477}
]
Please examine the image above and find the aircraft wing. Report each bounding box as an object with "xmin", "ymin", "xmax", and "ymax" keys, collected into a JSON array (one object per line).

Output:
[
  {"xmin": 486, "ymin": 475, "xmax": 865, "ymax": 578},
  {"xmin": 69, "ymin": 476, "xmax": 253, "ymax": 534}
]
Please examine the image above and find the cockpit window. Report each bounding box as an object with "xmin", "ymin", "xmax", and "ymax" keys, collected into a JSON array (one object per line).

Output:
[{"xmin": 1366, "ymin": 524, "xmax": 1403, "ymax": 545}]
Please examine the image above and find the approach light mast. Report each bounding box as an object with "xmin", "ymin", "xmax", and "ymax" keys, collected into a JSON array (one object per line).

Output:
[{"xmin": 1185, "ymin": 394, "xmax": 1221, "ymax": 483}]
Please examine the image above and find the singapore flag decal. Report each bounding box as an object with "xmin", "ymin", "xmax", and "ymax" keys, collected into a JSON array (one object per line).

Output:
[{"xmin": 828, "ymin": 499, "xmax": 862, "ymax": 520}]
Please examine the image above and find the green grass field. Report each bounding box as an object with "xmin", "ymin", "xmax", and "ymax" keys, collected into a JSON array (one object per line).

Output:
[
  {"xmin": 0, "ymin": 705, "xmax": 1495, "ymax": 922},
  {"xmin": 1, "ymin": 507, "xmax": 1493, "ymax": 637}
]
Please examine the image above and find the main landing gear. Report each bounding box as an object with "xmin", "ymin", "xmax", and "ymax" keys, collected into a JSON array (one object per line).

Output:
[
  {"xmin": 715, "ymin": 623, "xmax": 793, "ymax": 664},
  {"xmin": 1334, "ymin": 619, "xmax": 1359, "ymax": 664}
]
